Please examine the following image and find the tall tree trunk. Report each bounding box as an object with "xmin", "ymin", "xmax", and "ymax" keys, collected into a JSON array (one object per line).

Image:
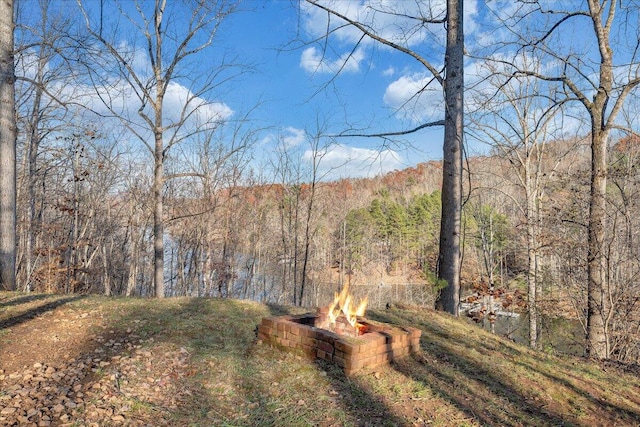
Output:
[
  {"xmin": 24, "ymin": 55, "xmax": 46, "ymax": 292},
  {"xmin": 299, "ymin": 183, "xmax": 316, "ymax": 306},
  {"xmin": 126, "ymin": 199, "xmax": 138, "ymax": 297},
  {"xmin": 436, "ymin": 0, "xmax": 464, "ymax": 316},
  {"xmin": 526, "ymin": 208, "xmax": 538, "ymax": 349},
  {"xmin": 152, "ymin": 0, "xmax": 165, "ymax": 298},
  {"xmin": 587, "ymin": 127, "xmax": 609, "ymax": 358},
  {"xmin": 525, "ymin": 162, "xmax": 539, "ymax": 349},
  {"xmin": 0, "ymin": 0, "xmax": 16, "ymax": 291},
  {"xmin": 153, "ymin": 129, "xmax": 165, "ymax": 298},
  {"xmin": 585, "ymin": 0, "xmax": 613, "ymax": 359}
]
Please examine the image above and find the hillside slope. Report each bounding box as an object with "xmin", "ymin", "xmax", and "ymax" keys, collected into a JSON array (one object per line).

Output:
[{"xmin": 0, "ymin": 292, "xmax": 639, "ymax": 426}]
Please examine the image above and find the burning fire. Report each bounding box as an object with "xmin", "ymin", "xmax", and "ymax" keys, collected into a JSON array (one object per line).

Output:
[{"xmin": 326, "ymin": 283, "xmax": 368, "ymax": 333}]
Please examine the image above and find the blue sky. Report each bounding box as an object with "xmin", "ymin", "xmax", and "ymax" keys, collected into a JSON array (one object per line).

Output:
[
  {"xmin": 15, "ymin": 0, "xmax": 481, "ymax": 181},
  {"xmin": 23, "ymin": 1, "xmax": 637, "ymax": 182},
  {"xmin": 216, "ymin": 0, "xmax": 453, "ymax": 180}
]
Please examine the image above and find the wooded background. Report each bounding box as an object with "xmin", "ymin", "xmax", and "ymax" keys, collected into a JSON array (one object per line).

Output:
[{"xmin": 0, "ymin": 1, "xmax": 638, "ymax": 364}]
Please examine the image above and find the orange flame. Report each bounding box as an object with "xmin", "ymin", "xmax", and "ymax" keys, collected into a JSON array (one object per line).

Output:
[{"xmin": 327, "ymin": 283, "xmax": 368, "ymax": 328}]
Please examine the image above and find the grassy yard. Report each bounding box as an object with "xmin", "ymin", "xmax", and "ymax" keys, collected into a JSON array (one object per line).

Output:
[{"xmin": 0, "ymin": 292, "xmax": 639, "ymax": 426}]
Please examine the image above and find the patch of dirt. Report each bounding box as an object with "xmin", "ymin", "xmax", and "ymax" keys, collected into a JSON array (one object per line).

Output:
[
  {"xmin": 0, "ymin": 294, "xmax": 191, "ymax": 426},
  {"xmin": 0, "ymin": 298, "xmax": 102, "ymax": 374}
]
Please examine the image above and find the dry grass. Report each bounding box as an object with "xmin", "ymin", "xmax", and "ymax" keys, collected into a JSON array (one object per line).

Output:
[{"xmin": 0, "ymin": 291, "xmax": 639, "ymax": 426}]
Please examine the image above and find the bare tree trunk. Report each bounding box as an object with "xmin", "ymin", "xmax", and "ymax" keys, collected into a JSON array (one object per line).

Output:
[
  {"xmin": 587, "ymin": 127, "xmax": 610, "ymax": 358},
  {"xmin": 126, "ymin": 199, "xmax": 138, "ymax": 297},
  {"xmin": 526, "ymin": 191, "xmax": 539, "ymax": 349},
  {"xmin": 103, "ymin": 244, "xmax": 111, "ymax": 296},
  {"xmin": 436, "ymin": 0, "xmax": 464, "ymax": 316},
  {"xmin": 24, "ymin": 55, "xmax": 46, "ymax": 293},
  {"xmin": 0, "ymin": 0, "xmax": 16, "ymax": 291},
  {"xmin": 585, "ymin": 0, "xmax": 614, "ymax": 359},
  {"xmin": 153, "ymin": 130, "xmax": 165, "ymax": 298}
]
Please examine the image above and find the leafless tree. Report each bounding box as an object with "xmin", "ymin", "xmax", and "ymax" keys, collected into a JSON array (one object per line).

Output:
[
  {"xmin": 300, "ymin": 0, "xmax": 464, "ymax": 315},
  {"xmin": 0, "ymin": 0, "xmax": 16, "ymax": 291},
  {"xmin": 492, "ymin": 0, "xmax": 640, "ymax": 358},
  {"xmin": 77, "ymin": 0, "xmax": 243, "ymax": 297},
  {"xmin": 468, "ymin": 55, "xmax": 577, "ymax": 348}
]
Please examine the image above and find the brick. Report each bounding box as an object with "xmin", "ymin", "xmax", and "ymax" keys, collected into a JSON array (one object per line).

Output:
[
  {"xmin": 378, "ymin": 332, "xmax": 392, "ymax": 345},
  {"xmin": 391, "ymin": 340, "xmax": 407, "ymax": 350},
  {"xmin": 317, "ymin": 350, "xmax": 333, "ymax": 362},
  {"xmin": 386, "ymin": 329, "xmax": 405, "ymax": 340},
  {"xmin": 318, "ymin": 340, "xmax": 334, "ymax": 354},
  {"xmin": 316, "ymin": 306, "xmax": 329, "ymax": 315},
  {"xmin": 363, "ymin": 332, "xmax": 386, "ymax": 344},
  {"xmin": 276, "ymin": 337, "xmax": 291, "ymax": 347},
  {"xmin": 362, "ymin": 355, "xmax": 378, "ymax": 368},
  {"xmin": 405, "ymin": 327, "xmax": 421, "ymax": 339},
  {"xmin": 391, "ymin": 348, "xmax": 407, "ymax": 358},
  {"xmin": 287, "ymin": 332, "xmax": 301, "ymax": 343},
  {"xmin": 301, "ymin": 336, "xmax": 317, "ymax": 348},
  {"xmin": 318, "ymin": 332, "xmax": 338, "ymax": 344},
  {"xmin": 375, "ymin": 344, "xmax": 388, "ymax": 355},
  {"xmin": 262, "ymin": 318, "xmax": 277, "ymax": 328},
  {"xmin": 258, "ymin": 324, "xmax": 272, "ymax": 335},
  {"xmin": 301, "ymin": 344, "xmax": 315, "ymax": 356},
  {"xmin": 364, "ymin": 322, "xmax": 384, "ymax": 333},
  {"xmin": 259, "ymin": 313, "xmax": 423, "ymax": 377},
  {"xmin": 335, "ymin": 340, "xmax": 359, "ymax": 355},
  {"xmin": 369, "ymin": 345, "xmax": 385, "ymax": 357},
  {"xmin": 289, "ymin": 324, "xmax": 301, "ymax": 336}
]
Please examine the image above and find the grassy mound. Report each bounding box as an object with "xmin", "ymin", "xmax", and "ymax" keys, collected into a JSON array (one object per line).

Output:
[{"xmin": 0, "ymin": 292, "xmax": 639, "ymax": 426}]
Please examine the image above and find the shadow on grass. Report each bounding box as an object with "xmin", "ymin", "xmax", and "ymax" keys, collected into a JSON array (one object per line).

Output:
[
  {"xmin": 513, "ymin": 357, "xmax": 640, "ymax": 424},
  {"xmin": 372, "ymin": 310, "xmax": 577, "ymax": 427},
  {"xmin": 86, "ymin": 297, "xmax": 297, "ymax": 426},
  {"xmin": 320, "ymin": 360, "xmax": 408, "ymax": 427},
  {"xmin": 0, "ymin": 293, "xmax": 66, "ymax": 309},
  {"xmin": 0, "ymin": 295, "xmax": 84, "ymax": 330}
]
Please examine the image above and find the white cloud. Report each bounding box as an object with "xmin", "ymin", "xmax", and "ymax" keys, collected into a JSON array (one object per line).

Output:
[
  {"xmin": 298, "ymin": 1, "xmax": 456, "ymax": 77},
  {"xmin": 115, "ymin": 41, "xmax": 150, "ymax": 76},
  {"xmin": 15, "ymin": 49, "xmax": 49, "ymax": 81},
  {"xmin": 303, "ymin": 144, "xmax": 403, "ymax": 179},
  {"xmin": 282, "ymin": 127, "xmax": 306, "ymax": 147},
  {"xmin": 382, "ymin": 66, "xmax": 395, "ymax": 77},
  {"xmin": 300, "ymin": 46, "xmax": 366, "ymax": 74},
  {"xmin": 301, "ymin": 1, "xmax": 449, "ymax": 47},
  {"xmin": 383, "ymin": 72, "xmax": 444, "ymax": 123},
  {"xmin": 163, "ymin": 82, "xmax": 233, "ymax": 128},
  {"xmin": 62, "ymin": 78, "xmax": 232, "ymax": 133}
]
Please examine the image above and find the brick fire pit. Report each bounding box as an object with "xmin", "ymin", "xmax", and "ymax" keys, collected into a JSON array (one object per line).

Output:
[{"xmin": 256, "ymin": 308, "xmax": 421, "ymax": 376}]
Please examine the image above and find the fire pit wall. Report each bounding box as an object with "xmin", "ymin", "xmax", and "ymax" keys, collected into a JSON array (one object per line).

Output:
[{"xmin": 256, "ymin": 309, "xmax": 421, "ymax": 376}]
